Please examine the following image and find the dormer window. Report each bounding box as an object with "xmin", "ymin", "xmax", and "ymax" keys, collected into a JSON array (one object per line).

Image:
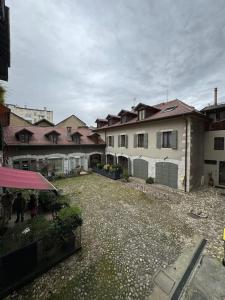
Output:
[
  {"xmin": 138, "ymin": 110, "xmax": 145, "ymax": 120},
  {"xmin": 118, "ymin": 110, "xmax": 137, "ymax": 124},
  {"xmin": 72, "ymin": 134, "xmax": 80, "ymax": 144},
  {"xmin": 45, "ymin": 130, "xmax": 61, "ymax": 144},
  {"xmin": 15, "ymin": 128, "xmax": 33, "ymax": 143},
  {"xmin": 95, "ymin": 119, "xmax": 108, "ymax": 128},
  {"xmin": 49, "ymin": 134, "xmax": 58, "ymax": 144},
  {"xmin": 106, "ymin": 114, "xmax": 120, "ymax": 126},
  {"xmin": 20, "ymin": 133, "xmax": 29, "ymax": 143},
  {"xmin": 121, "ymin": 115, "xmax": 127, "ymax": 123},
  {"xmin": 71, "ymin": 132, "xmax": 82, "ymax": 144}
]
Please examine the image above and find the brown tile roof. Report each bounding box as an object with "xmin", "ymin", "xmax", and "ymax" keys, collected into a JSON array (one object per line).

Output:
[
  {"xmin": 4, "ymin": 126, "xmax": 105, "ymax": 146},
  {"xmin": 95, "ymin": 99, "xmax": 206, "ymax": 130},
  {"xmin": 118, "ymin": 109, "xmax": 137, "ymax": 116},
  {"xmin": 34, "ymin": 118, "xmax": 54, "ymax": 126}
]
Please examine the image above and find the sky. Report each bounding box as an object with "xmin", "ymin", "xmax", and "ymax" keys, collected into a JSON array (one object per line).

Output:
[{"xmin": 3, "ymin": 0, "xmax": 225, "ymax": 125}]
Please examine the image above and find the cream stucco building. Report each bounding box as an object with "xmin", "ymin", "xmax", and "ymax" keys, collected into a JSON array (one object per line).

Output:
[{"xmin": 95, "ymin": 100, "xmax": 207, "ymax": 192}]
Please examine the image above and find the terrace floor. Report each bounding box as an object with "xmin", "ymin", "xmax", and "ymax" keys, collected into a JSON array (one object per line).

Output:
[{"xmin": 6, "ymin": 174, "xmax": 224, "ymax": 300}]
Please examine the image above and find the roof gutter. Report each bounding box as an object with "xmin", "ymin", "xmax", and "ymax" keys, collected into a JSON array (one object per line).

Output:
[{"xmin": 94, "ymin": 112, "xmax": 209, "ymax": 132}]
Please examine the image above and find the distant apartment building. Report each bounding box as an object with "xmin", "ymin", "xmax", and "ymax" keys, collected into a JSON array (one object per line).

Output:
[{"xmin": 6, "ymin": 104, "xmax": 53, "ymax": 124}]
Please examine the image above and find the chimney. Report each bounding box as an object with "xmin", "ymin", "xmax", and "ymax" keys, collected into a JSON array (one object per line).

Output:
[{"xmin": 214, "ymin": 87, "xmax": 218, "ymax": 106}]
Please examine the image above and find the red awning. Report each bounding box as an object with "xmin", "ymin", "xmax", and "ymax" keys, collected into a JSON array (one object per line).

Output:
[{"xmin": 0, "ymin": 167, "xmax": 56, "ymax": 190}]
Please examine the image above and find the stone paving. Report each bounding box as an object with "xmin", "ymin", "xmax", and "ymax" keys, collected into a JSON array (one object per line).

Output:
[{"xmin": 7, "ymin": 174, "xmax": 224, "ymax": 300}]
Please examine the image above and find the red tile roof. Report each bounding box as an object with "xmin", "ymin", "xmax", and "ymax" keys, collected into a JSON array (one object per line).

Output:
[
  {"xmin": 96, "ymin": 99, "xmax": 206, "ymax": 130},
  {"xmin": 4, "ymin": 126, "xmax": 105, "ymax": 146}
]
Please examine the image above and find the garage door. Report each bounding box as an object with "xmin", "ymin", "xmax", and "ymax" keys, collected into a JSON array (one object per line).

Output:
[
  {"xmin": 133, "ymin": 159, "xmax": 148, "ymax": 180},
  {"xmin": 155, "ymin": 162, "xmax": 178, "ymax": 188}
]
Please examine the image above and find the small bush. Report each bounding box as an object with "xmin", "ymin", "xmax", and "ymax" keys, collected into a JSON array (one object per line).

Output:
[
  {"xmin": 122, "ymin": 170, "xmax": 130, "ymax": 182},
  {"xmin": 58, "ymin": 206, "xmax": 83, "ymax": 229},
  {"xmin": 146, "ymin": 177, "xmax": 154, "ymax": 184},
  {"xmin": 38, "ymin": 191, "xmax": 57, "ymax": 212},
  {"xmin": 96, "ymin": 163, "xmax": 103, "ymax": 169},
  {"xmin": 103, "ymin": 164, "xmax": 110, "ymax": 171}
]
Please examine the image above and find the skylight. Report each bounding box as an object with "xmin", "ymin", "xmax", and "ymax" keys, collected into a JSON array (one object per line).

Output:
[{"xmin": 163, "ymin": 106, "xmax": 177, "ymax": 112}]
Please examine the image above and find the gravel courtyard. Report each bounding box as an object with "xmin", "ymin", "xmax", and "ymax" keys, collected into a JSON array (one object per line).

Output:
[{"xmin": 9, "ymin": 174, "xmax": 224, "ymax": 300}]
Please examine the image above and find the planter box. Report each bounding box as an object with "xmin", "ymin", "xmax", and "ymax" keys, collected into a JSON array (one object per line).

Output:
[
  {"xmin": 0, "ymin": 226, "xmax": 82, "ymax": 298},
  {"xmin": 93, "ymin": 167, "xmax": 121, "ymax": 180}
]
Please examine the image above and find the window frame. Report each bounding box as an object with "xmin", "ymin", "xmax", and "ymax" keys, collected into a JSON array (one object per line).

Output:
[
  {"xmin": 120, "ymin": 134, "xmax": 126, "ymax": 147},
  {"xmin": 108, "ymin": 136, "xmax": 113, "ymax": 147},
  {"xmin": 137, "ymin": 133, "xmax": 144, "ymax": 147},
  {"xmin": 162, "ymin": 131, "xmax": 172, "ymax": 148},
  {"xmin": 214, "ymin": 137, "xmax": 224, "ymax": 150},
  {"xmin": 138, "ymin": 110, "xmax": 145, "ymax": 121}
]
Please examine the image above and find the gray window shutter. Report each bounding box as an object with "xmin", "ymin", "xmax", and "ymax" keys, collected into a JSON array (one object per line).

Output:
[
  {"xmin": 134, "ymin": 134, "xmax": 137, "ymax": 148},
  {"xmin": 118, "ymin": 135, "xmax": 121, "ymax": 147},
  {"xmin": 125, "ymin": 135, "xmax": 128, "ymax": 148},
  {"xmin": 156, "ymin": 132, "xmax": 162, "ymax": 149},
  {"xmin": 106, "ymin": 136, "xmax": 109, "ymax": 146},
  {"xmin": 112, "ymin": 136, "xmax": 114, "ymax": 147},
  {"xmin": 171, "ymin": 130, "xmax": 178, "ymax": 149},
  {"xmin": 144, "ymin": 133, "xmax": 148, "ymax": 148}
]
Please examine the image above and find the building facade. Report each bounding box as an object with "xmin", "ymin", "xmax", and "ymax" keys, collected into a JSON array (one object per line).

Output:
[
  {"xmin": 95, "ymin": 100, "xmax": 207, "ymax": 192},
  {"xmin": 202, "ymin": 98, "xmax": 225, "ymax": 187},
  {"xmin": 6, "ymin": 104, "xmax": 53, "ymax": 124},
  {"xmin": 3, "ymin": 125, "xmax": 105, "ymax": 174}
]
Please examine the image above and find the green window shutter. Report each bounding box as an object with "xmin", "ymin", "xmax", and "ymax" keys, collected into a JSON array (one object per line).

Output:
[
  {"xmin": 118, "ymin": 135, "xmax": 121, "ymax": 147},
  {"xmin": 125, "ymin": 135, "xmax": 128, "ymax": 148},
  {"xmin": 171, "ymin": 131, "xmax": 178, "ymax": 149},
  {"xmin": 134, "ymin": 134, "xmax": 137, "ymax": 148},
  {"xmin": 144, "ymin": 133, "xmax": 148, "ymax": 148},
  {"xmin": 156, "ymin": 132, "xmax": 162, "ymax": 149},
  {"xmin": 112, "ymin": 136, "xmax": 114, "ymax": 147}
]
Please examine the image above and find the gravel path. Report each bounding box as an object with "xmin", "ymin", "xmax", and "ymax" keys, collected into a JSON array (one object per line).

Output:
[{"xmin": 7, "ymin": 174, "xmax": 224, "ymax": 300}]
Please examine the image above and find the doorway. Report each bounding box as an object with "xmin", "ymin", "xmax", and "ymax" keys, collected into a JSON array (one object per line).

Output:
[{"xmin": 219, "ymin": 161, "xmax": 225, "ymax": 185}]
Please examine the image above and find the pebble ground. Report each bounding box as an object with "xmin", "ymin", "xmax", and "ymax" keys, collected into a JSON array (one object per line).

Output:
[{"xmin": 7, "ymin": 174, "xmax": 224, "ymax": 300}]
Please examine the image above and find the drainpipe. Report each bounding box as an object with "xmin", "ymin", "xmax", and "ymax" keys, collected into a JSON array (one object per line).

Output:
[{"xmin": 184, "ymin": 118, "xmax": 188, "ymax": 192}]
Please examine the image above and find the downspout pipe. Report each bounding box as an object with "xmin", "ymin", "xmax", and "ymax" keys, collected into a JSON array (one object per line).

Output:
[{"xmin": 185, "ymin": 118, "xmax": 188, "ymax": 192}]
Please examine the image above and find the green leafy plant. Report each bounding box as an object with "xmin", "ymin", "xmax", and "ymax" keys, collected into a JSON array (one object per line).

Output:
[
  {"xmin": 146, "ymin": 177, "xmax": 154, "ymax": 184},
  {"xmin": 103, "ymin": 164, "xmax": 110, "ymax": 171},
  {"xmin": 96, "ymin": 163, "xmax": 103, "ymax": 169},
  {"xmin": 122, "ymin": 170, "xmax": 130, "ymax": 182}
]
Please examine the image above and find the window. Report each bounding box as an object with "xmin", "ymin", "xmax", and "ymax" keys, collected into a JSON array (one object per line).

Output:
[
  {"xmin": 120, "ymin": 135, "xmax": 126, "ymax": 147},
  {"xmin": 67, "ymin": 126, "xmax": 72, "ymax": 134},
  {"xmin": 137, "ymin": 134, "xmax": 144, "ymax": 147},
  {"xmin": 47, "ymin": 158, "xmax": 63, "ymax": 173},
  {"xmin": 20, "ymin": 133, "xmax": 29, "ymax": 143},
  {"xmin": 163, "ymin": 106, "xmax": 177, "ymax": 113},
  {"xmin": 72, "ymin": 134, "xmax": 80, "ymax": 144},
  {"xmin": 50, "ymin": 134, "xmax": 58, "ymax": 144},
  {"xmin": 121, "ymin": 115, "xmax": 127, "ymax": 123},
  {"xmin": 214, "ymin": 137, "xmax": 224, "ymax": 150},
  {"xmin": 162, "ymin": 132, "xmax": 172, "ymax": 148},
  {"xmin": 108, "ymin": 136, "xmax": 113, "ymax": 146},
  {"xmin": 138, "ymin": 110, "xmax": 145, "ymax": 121},
  {"xmin": 204, "ymin": 160, "xmax": 217, "ymax": 165}
]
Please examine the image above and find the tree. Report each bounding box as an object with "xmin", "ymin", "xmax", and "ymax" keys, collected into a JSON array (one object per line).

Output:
[{"xmin": 0, "ymin": 84, "xmax": 6, "ymax": 105}]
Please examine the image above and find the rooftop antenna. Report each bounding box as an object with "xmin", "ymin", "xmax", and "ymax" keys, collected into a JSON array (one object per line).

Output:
[
  {"xmin": 166, "ymin": 88, "xmax": 169, "ymax": 102},
  {"xmin": 133, "ymin": 97, "xmax": 136, "ymax": 106}
]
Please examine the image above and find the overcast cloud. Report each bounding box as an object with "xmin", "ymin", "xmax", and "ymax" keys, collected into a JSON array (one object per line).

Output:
[{"xmin": 3, "ymin": 0, "xmax": 225, "ymax": 125}]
